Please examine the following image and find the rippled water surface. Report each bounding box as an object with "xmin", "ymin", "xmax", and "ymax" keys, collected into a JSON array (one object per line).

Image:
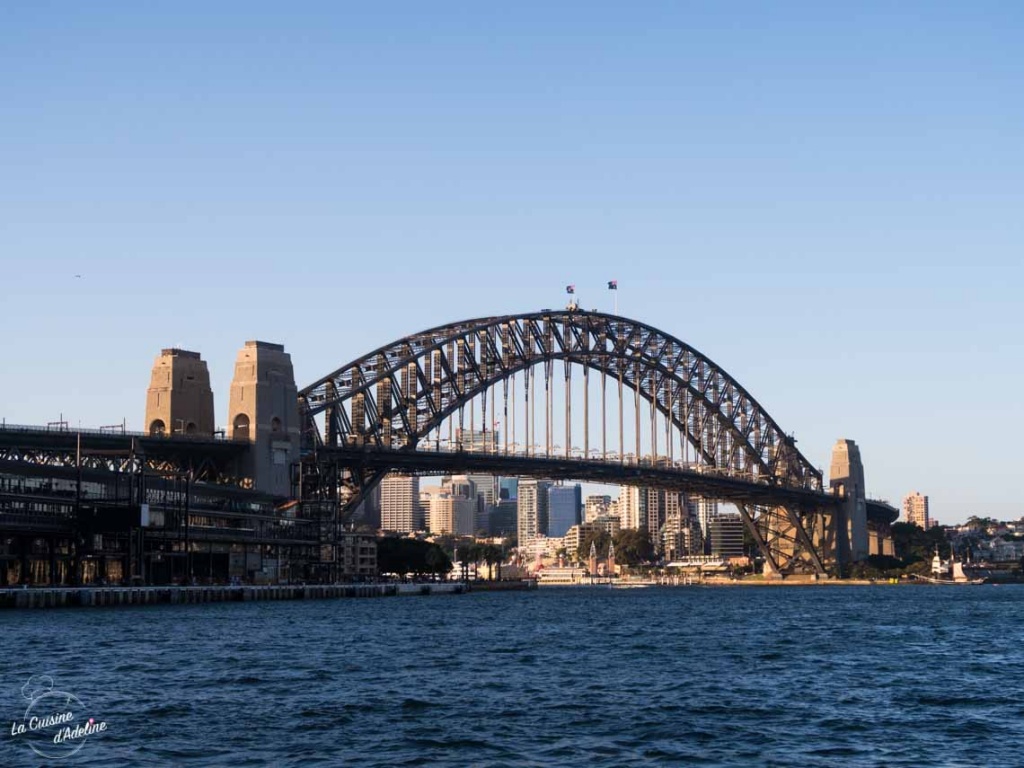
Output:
[{"xmin": 4, "ymin": 585, "xmax": 1024, "ymax": 767}]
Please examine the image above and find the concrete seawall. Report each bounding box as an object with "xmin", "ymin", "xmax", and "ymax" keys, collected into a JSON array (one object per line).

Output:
[{"xmin": 0, "ymin": 582, "xmax": 469, "ymax": 609}]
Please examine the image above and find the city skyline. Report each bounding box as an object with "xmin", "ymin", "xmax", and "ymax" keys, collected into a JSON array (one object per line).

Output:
[
  {"xmin": 3, "ymin": 4, "xmax": 1022, "ymax": 524},
  {"xmin": 368, "ymin": 470, "xmax": 969, "ymax": 543}
]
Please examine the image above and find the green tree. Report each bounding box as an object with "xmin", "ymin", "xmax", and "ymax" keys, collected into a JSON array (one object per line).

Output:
[
  {"xmin": 458, "ymin": 541, "xmax": 483, "ymax": 566},
  {"xmin": 613, "ymin": 528, "xmax": 655, "ymax": 565},
  {"xmin": 849, "ymin": 554, "xmax": 904, "ymax": 579},
  {"xmin": 576, "ymin": 529, "xmax": 611, "ymax": 562},
  {"xmin": 891, "ymin": 522, "xmax": 948, "ymax": 562},
  {"xmin": 424, "ymin": 545, "xmax": 453, "ymax": 576},
  {"xmin": 965, "ymin": 516, "xmax": 998, "ymax": 532},
  {"xmin": 377, "ymin": 537, "xmax": 452, "ymax": 577},
  {"xmin": 432, "ymin": 535, "xmax": 459, "ymax": 557},
  {"xmin": 481, "ymin": 544, "xmax": 504, "ymax": 580},
  {"xmin": 881, "ymin": 522, "xmax": 952, "ymax": 577}
]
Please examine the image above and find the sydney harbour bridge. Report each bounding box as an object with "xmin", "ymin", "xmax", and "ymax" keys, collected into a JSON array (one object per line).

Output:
[
  {"xmin": 297, "ymin": 308, "xmax": 892, "ymax": 577},
  {"xmin": 0, "ymin": 308, "xmax": 895, "ymax": 584}
]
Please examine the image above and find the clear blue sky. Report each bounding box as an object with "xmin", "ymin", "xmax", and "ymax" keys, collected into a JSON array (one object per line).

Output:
[{"xmin": 2, "ymin": 2, "xmax": 1022, "ymax": 523}]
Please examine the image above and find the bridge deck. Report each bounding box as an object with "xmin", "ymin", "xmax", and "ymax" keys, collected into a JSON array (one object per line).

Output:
[
  {"xmin": 0, "ymin": 424, "xmax": 247, "ymax": 458},
  {"xmin": 316, "ymin": 445, "xmax": 836, "ymax": 510}
]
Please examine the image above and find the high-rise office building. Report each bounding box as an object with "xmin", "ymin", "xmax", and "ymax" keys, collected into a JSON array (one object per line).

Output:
[
  {"xmin": 456, "ymin": 427, "xmax": 499, "ymax": 454},
  {"xmin": 618, "ymin": 486, "xmax": 645, "ymax": 530},
  {"xmin": 548, "ymin": 484, "xmax": 582, "ymax": 538},
  {"xmin": 654, "ymin": 491, "xmax": 692, "ymax": 557},
  {"xmin": 453, "ymin": 497, "xmax": 477, "ymax": 536},
  {"xmin": 421, "ymin": 483, "xmax": 466, "ymax": 536},
  {"xmin": 518, "ymin": 479, "xmax": 552, "ymax": 543},
  {"xmin": 499, "ymin": 477, "xmax": 519, "ymax": 501},
  {"xmin": 439, "ymin": 475, "xmax": 481, "ymax": 536},
  {"xmin": 447, "ymin": 475, "xmax": 476, "ymax": 499},
  {"xmin": 352, "ymin": 483, "xmax": 381, "ymax": 528},
  {"xmin": 466, "ymin": 474, "xmax": 497, "ymax": 507},
  {"xmin": 643, "ymin": 488, "xmax": 681, "ymax": 538},
  {"xmin": 685, "ymin": 517, "xmax": 704, "ymax": 557},
  {"xmin": 380, "ymin": 474, "xmax": 421, "ymax": 533},
  {"xmin": 708, "ymin": 513, "xmax": 744, "ymax": 558},
  {"xmin": 902, "ymin": 491, "xmax": 930, "ymax": 529},
  {"xmin": 661, "ymin": 513, "xmax": 704, "ymax": 560},
  {"xmin": 607, "ymin": 497, "xmax": 620, "ymax": 521},
  {"xmin": 427, "ymin": 493, "xmax": 454, "ymax": 535},
  {"xmin": 584, "ymin": 495, "xmax": 612, "ymax": 522},
  {"xmin": 663, "ymin": 491, "xmax": 685, "ymax": 520},
  {"xmin": 695, "ymin": 497, "xmax": 719, "ymax": 552},
  {"xmin": 616, "ymin": 486, "xmax": 681, "ymax": 534},
  {"xmin": 488, "ymin": 500, "xmax": 518, "ymax": 537}
]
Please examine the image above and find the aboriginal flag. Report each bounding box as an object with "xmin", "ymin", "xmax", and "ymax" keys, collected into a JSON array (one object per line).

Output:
[
  {"xmin": 608, "ymin": 280, "xmax": 618, "ymax": 290},
  {"xmin": 566, "ymin": 285, "xmax": 575, "ymax": 294}
]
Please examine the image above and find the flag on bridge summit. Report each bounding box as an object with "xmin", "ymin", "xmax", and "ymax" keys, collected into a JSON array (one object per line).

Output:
[
  {"xmin": 608, "ymin": 280, "xmax": 618, "ymax": 290},
  {"xmin": 566, "ymin": 284, "xmax": 575, "ymax": 294}
]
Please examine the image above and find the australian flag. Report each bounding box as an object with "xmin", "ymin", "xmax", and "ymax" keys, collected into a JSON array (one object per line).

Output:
[
  {"xmin": 608, "ymin": 280, "xmax": 618, "ymax": 290},
  {"xmin": 566, "ymin": 284, "xmax": 575, "ymax": 294}
]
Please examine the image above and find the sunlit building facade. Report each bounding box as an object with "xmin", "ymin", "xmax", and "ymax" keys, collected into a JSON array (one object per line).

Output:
[{"xmin": 902, "ymin": 491, "xmax": 930, "ymax": 529}]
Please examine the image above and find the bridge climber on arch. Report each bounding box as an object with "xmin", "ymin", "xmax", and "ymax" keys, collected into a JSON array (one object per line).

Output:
[{"xmin": 296, "ymin": 309, "xmax": 866, "ymax": 577}]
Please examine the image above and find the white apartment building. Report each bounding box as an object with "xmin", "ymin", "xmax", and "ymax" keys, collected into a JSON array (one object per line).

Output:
[
  {"xmin": 380, "ymin": 474, "xmax": 421, "ymax": 533},
  {"xmin": 584, "ymin": 494, "xmax": 612, "ymax": 523},
  {"xmin": 902, "ymin": 491, "xmax": 930, "ymax": 529}
]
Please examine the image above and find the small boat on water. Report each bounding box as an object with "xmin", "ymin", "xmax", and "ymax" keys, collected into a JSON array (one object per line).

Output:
[
  {"xmin": 913, "ymin": 549, "xmax": 986, "ymax": 585},
  {"xmin": 913, "ymin": 573, "xmax": 985, "ymax": 585},
  {"xmin": 611, "ymin": 581, "xmax": 658, "ymax": 589}
]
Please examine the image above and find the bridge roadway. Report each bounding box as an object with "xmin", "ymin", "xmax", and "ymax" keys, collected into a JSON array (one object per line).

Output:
[
  {"xmin": 0, "ymin": 423, "xmax": 898, "ymax": 524},
  {"xmin": 318, "ymin": 443, "xmax": 835, "ymax": 511},
  {"xmin": 317, "ymin": 444, "xmax": 898, "ymax": 557}
]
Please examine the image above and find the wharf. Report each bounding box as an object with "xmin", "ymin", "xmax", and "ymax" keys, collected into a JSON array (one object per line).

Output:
[
  {"xmin": 0, "ymin": 582, "xmax": 467, "ymax": 609},
  {"xmin": 466, "ymin": 579, "xmax": 538, "ymax": 592}
]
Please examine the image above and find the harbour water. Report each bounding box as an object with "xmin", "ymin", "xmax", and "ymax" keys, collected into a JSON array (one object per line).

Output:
[{"xmin": 4, "ymin": 585, "xmax": 1024, "ymax": 767}]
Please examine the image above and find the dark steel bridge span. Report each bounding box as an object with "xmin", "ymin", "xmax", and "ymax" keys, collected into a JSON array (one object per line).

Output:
[
  {"xmin": 325, "ymin": 446, "xmax": 828, "ymax": 508},
  {"xmin": 297, "ymin": 308, "xmax": 859, "ymax": 575}
]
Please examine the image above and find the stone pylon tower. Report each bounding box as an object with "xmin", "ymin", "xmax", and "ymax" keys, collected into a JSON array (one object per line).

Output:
[
  {"xmin": 144, "ymin": 349, "xmax": 215, "ymax": 436},
  {"xmin": 829, "ymin": 439, "xmax": 868, "ymax": 567},
  {"xmin": 227, "ymin": 341, "xmax": 300, "ymax": 497}
]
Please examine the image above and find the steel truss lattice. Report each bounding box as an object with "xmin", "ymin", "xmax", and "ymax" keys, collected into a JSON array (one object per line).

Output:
[{"xmin": 299, "ymin": 310, "xmax": 833, "ymax": 575}]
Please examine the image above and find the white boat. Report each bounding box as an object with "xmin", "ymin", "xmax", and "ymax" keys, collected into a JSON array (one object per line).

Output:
[
  {"xmin": 915, "ymin": 549, "xmax": 986, "ymax": 584},
  {"xmin": 913, "ymin": 573, "xmax": 985, "ymax": 585},
  {"xmin": 611, "ymin": 580, "xmax": 658, "ymax": 589}
]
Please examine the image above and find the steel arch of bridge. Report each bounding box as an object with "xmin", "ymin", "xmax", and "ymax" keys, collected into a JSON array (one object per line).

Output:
[
  {"xmin": 298, "ymin": 309, "xmax": 831, "ymax": 575},
  {"xmin": 301, "ymin": 310, "xmax": 820, "ymax": 487}
]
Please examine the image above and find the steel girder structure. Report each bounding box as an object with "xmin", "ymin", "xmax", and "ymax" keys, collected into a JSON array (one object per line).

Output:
[
  {"xmin": 0, "ymin": 429, "xmax": 248, "ymax": 487},
  {"xmin": 318, "ymin": 446, "xmax": 827, "ymax": 506},
  {"xmin": 299, "ymin": 310, "xmax": 833, "ymax": 574}
]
